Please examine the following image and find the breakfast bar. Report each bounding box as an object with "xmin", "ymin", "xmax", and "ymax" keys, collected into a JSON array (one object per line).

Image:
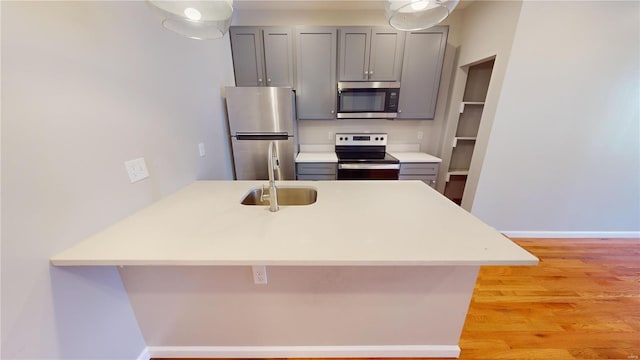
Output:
[{"xmin": 51, "ymin": 180, "xmax": 537, "ymax": 358}]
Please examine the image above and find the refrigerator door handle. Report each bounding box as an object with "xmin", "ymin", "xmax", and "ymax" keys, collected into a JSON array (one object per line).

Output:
[{"xmin": 235, "ymin": 132, "xmax": 289, "ymax": 140}]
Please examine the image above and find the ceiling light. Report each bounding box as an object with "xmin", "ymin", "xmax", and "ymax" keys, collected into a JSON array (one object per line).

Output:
[
  {"xmin": 147, "ymin": 0, "xmax": 233, "ymax": 40},
  {"xmin": 183, "ymin": 7, "xmax": 202, "ymax": 21},
  {"xmin": 410, "ymin": 0, "xmax": 429, "ymax": 11},
  {"xmin": 385, "ymin": 0, "xmax": 459, "ymax": 31}
]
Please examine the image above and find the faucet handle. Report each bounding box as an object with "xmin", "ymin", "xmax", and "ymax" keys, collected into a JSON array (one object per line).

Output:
[{"xmin": 260, "ymin": 184, "xmax": 268, "ymax": 202}]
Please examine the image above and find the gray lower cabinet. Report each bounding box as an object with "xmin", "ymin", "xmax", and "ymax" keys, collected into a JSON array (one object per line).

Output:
[
  {"xmin": 338, "ymin": 27, "xmax": 405, "ymax": 81},
  {"xmin": 295, "ymin": 27, "xmax": 338, "ymax": 120},
  {"xmin": 296, "ymin": 163, "xmax": 337, "ymax": 180},
  {"xmin": 398, "ymin": 163, "xmax": 439, "ymax": 188},
  {"xmin": 396, "ymin": 26, "xmax": 449, "ymax": 120},
  {"xmin": 230, "ymin": 26, "xmax": 294, "ymax": 87}
]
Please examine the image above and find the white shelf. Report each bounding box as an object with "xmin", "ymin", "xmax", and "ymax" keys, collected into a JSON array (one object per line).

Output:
[
  {"xmin": 446, "ymin": 169, "xmax": 469, "ymax": 182},
  {"xmin": 459, "ymin": 102, "xmax": 485, "ymax": 113},
  {"xmin": 452, "ymin": 137, "xmax": 477, "ymax": 147}
]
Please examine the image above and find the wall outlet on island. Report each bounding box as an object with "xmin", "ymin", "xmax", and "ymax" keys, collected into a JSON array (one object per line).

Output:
[
  {"xmin": 198, "ymin": 143, "xmax": 206, "ymax": 157},
  {"xmin": 124, "ymin": 157, "xmax": 149, "ymax": 183},
  {"xmin": 252, "ymin": 265, "xmax": 268, "ymax": 285},
  {"xmin": 417, "ymin": 131, "xmax": 424, "ymax": 140}
]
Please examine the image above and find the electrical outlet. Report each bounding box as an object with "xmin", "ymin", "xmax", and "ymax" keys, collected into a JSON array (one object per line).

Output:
[
  {"xmin": 417, "ymin": 131, "xmax": 424, "ymax": 140},
  {"xmin": 124, "ymin": 157, "xmax": 149, "ymax": 183},
  {"xmin": 198, "ymin": 143, "xmax": 206, "ymax": 157},
  {"xmin": 252, "ymin": 265, "xmax": 268, "ymax": 284}
]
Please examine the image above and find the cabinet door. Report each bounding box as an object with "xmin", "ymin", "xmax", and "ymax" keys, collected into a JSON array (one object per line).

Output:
[
  {"xmin": 397, "ymin": 26, "xmax": 448, "ymax": 119},
  {"xmin": 263, "ymin": 27, "xmax": 295, "ymax": 87},
  {"xmin": 338, "ymin": 27, "xmax": 371, "ymax": 81},
  {"xmin": 230, "ymin": 27, "xmax": 265, "ymax": 87},
  {"xmin": 369, "ymin": 27, "xmax": 405, "ymax": 81},
  {"xmin": 295, "ymin": 27, "xmax": 337, "ymax": 120}
]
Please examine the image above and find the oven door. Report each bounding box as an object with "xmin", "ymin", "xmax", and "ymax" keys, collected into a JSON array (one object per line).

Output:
[{"xmin": 337, "ymin": 163, "xmax": 400, "ymax": 180}]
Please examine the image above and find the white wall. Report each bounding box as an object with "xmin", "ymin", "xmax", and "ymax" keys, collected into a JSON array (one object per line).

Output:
[
  {"xmin": 232, "ymin": 9, "xmax": 459, "ymax": 156},
  {"xmin": 1, "ymin": 1, "xmax": 235, "ymax": 358},
  {"xmin": 472, "ymin": 1, "xmax": 640, "ymax": 235},
  {"xmin": 121, "ymin": 265, "xmax": 478, "ymax": 357}
]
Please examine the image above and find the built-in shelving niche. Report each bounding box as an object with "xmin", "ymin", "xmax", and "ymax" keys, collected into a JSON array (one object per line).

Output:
[{"xmin": 444, "ymin": 59, "xmax": 495, "ymax": 205}]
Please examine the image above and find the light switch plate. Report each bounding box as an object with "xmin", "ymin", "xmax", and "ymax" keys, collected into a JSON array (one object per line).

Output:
[
  {"xmin": 124, "ymin": 157, "xmax": 149, "ymax": 183},
  {"xmin": 198, "ymin": 143, "xmax": 206, "ymax": 157}
]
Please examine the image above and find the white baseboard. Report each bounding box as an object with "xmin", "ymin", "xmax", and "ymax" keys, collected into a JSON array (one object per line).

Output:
[
  {"xmin": 502, "ymin": 231, "xmax": 640, "ymax": 239},
  {"xmin": 136, "ymin": 348, "xmax": 151, "ymax": 360},
  {"xmin": 147, "ymin": 345, "xmax": 460, "ymax": 358}
]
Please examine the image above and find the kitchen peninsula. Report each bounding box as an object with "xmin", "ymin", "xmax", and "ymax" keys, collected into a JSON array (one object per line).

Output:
[{"xmin": 51, "ymin": 180, "xmax": 537, "ymax": 358}]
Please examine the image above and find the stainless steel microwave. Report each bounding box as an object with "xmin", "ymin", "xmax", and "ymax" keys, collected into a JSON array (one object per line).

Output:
[{"xmin": 336, "ymin": 82, "xmax": 400, "ymax": 119}]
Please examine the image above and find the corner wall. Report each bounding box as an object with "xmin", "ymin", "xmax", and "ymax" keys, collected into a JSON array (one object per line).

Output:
[
  {"xmin": 436, "ymin": 0, "xmax": 523, "ymax": 208},
  {"xmin": 472, "ymin": 1, "xmax": 640, "ymax": 236},
  {"xmin": 1, "ymin": 1, "xmax": 235, "ymax": 358}
]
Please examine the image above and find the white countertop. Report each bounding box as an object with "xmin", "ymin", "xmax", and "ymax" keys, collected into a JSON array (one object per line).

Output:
[
  {"xmin": 295, "ymin": 152, "xmax": 338, "ymax": 163},
  {"xmin": 389, "ymin": 152, "xmax": 442, "ymax": 163},
  {"xmin": 51, "ymin": 181, "xmax": 537, "ymax": 267}
]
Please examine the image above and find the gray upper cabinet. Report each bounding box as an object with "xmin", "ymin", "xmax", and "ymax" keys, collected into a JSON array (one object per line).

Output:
[
  {"xmin": 338, "ymin": 27, "xmax": 405, "ymax": 81},
  {"xmin": 262, "ymin": 27, "xmax": 295, "ymax": 87},
  {"xmin": 230, "ymin": 26, "xmax": 294, "ymax": 87},
  {"xmin": 230, "ymin": 27, "xmax": 264, "ymax": 87},
  {"xmin": 295, "ymin": 27, "xmax": 338, "ymax": 120},
  {"xmin": 397, "ymin": 26, "xmax": 448, "ymax": 120}
]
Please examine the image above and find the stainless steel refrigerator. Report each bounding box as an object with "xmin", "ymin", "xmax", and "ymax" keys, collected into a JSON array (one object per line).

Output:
[{"xmin": 225, "ymin": 86, "xmax": 297, "ymax": 180}]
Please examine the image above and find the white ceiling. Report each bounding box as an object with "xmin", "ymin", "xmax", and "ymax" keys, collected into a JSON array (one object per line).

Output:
[{"xmin": 233, "ymin": 0, "xmax": 474, "ymax": 11}]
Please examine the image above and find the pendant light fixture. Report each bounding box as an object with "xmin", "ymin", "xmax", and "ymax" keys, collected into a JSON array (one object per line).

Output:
[
  {"xmin": 385, "ymin": 0, "xmax": 459, "ymax": 31},
  {"xmin": 147, "ymin": 0, "xmax": 233, "ymax": 40}
]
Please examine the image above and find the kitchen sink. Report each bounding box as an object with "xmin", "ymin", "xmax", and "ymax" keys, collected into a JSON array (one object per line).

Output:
[{"xmin": 241, "ymin": 187, "xmax": 317, "ymax": 206}]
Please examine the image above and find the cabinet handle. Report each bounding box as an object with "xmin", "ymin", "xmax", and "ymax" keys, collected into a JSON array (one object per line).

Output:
[
  {"xmin": 258, "ymin": 78, "xmax": 263, "ymax": 82},
  {"xmin": 267, "ymin": 78, "xmax": 271, "ymax": 83},
  {"xmin": 398, "ymin": 109, "xmax": 402, "ymax": 113},
  {"xmin": 370, "ymin": 70, "xmax": 374, "ymax": 75},
  {"xmin": 331, "ymin": 110, "xmax": 335, "ymax": 114}
]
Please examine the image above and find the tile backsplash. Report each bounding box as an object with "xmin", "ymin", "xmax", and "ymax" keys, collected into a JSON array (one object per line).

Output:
[{"xmin": 297, "ymin": 119, "xmax": 444, "ymax": 156}]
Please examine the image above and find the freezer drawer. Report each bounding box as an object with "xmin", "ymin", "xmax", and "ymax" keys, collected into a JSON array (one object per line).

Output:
[{"xmin": 231, "ymin": 138, "xmax": 295, "ymax": 180}]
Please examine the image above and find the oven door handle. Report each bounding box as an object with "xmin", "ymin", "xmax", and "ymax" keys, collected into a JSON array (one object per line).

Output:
[{"xmin": 338, "ymin": 163, "xmax": 400, "ymax": 170}]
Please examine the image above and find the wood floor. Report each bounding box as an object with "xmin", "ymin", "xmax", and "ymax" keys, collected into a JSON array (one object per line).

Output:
[{"xmin": 154, "ymin": 238, "xmax": 640, "ymax": 360}]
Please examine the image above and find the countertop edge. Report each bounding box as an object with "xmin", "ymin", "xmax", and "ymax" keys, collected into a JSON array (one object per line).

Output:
[{"xmin": 50, "ymin": 258, "xmax": 539, "ymax": 267}]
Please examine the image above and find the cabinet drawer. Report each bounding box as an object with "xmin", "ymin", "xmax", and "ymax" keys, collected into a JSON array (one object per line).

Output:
[
  {"xmin": 297, "ymin": 174, "xmax": 336, "ymax": 180},
  {"xmin": 297, "ymin": 163, "xmax": 337, "ymax": 175},
  {"xmin": 399, "ymin": 175, "xmax": 436, "ymax": 187},
  {"xmin": 399, "ymin": 163, "xmax": 439, "ymax": 175}
]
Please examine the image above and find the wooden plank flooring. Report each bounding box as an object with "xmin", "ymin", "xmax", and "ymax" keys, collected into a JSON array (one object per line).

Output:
[{"xmin": 154, "ymin": 238, "xmax": 640, "ymax": 360}]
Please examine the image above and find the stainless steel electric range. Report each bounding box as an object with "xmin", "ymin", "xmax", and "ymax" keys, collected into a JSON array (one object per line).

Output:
[{"xmin": 335, "ymin": 133, "xmax": 400, "ymax": 180}]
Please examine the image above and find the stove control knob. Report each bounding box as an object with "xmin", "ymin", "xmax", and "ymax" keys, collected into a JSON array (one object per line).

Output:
[
  {"xmin": 345, "ymin": 136, "xmax": 349, "ymax": 141},
  {"xmin": 375, "ymin": 137, "xmax": 379, "ymax": 141},
  {"xmin": 380, "ymin": 136, "xmax": 384, "ymax": 141},
  {"xmin": 339, "ymin": 137, "xmax": 343, "ymax": 141}
]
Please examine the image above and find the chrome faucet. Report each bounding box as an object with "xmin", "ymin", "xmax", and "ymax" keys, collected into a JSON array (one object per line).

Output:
[{"xmin": 261, "ymin": 141, "xmax": 280, "ymax": 212}]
